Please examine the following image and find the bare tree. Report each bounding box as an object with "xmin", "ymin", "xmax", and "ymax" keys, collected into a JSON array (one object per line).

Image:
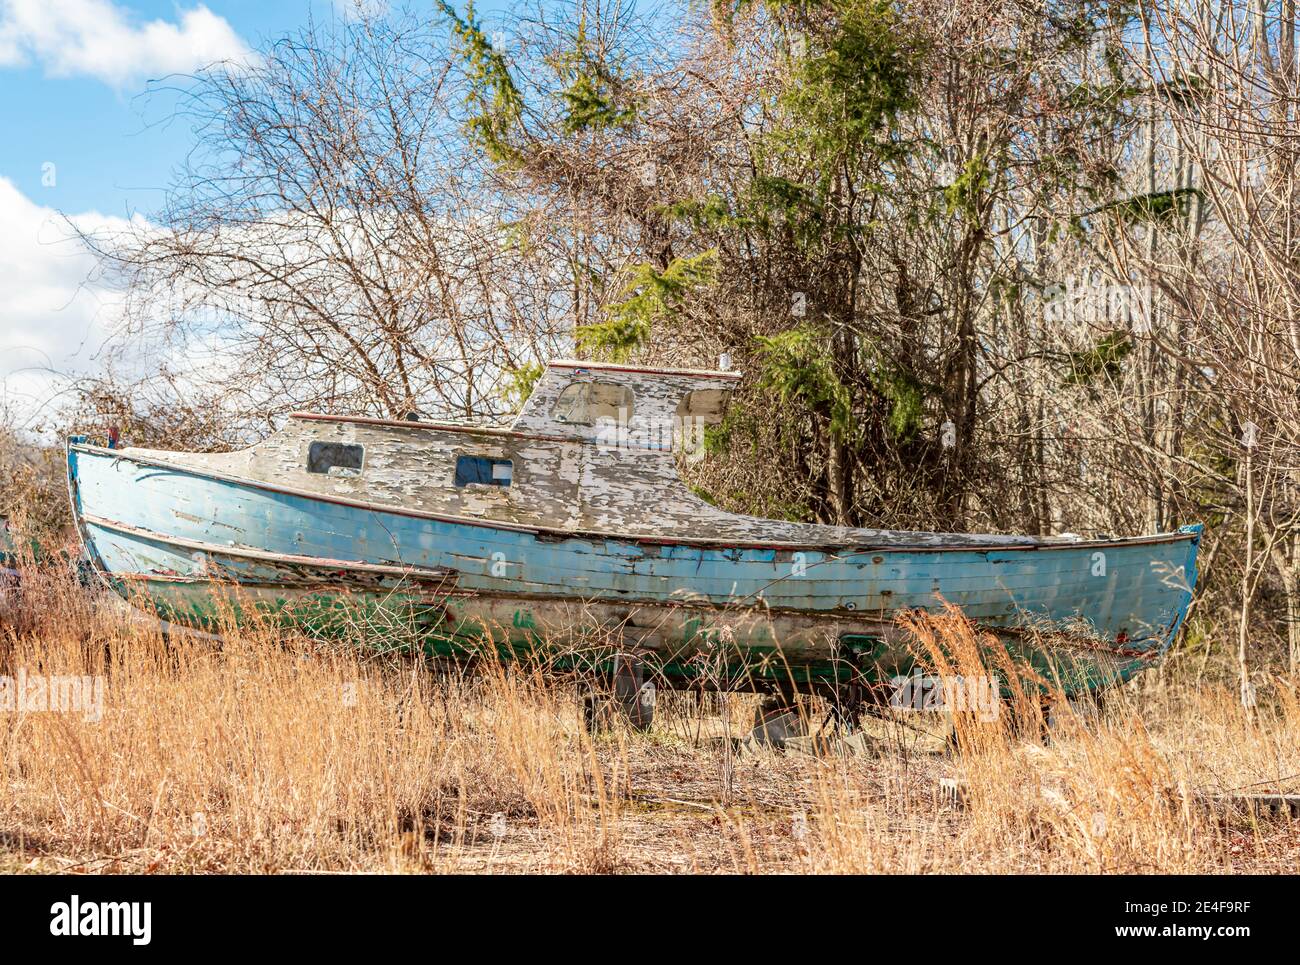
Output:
[
  {"xmin": 1095, "ymin": 2, "xmax": 1300, "ymax": 686},
  {"xmin": 80, "ymin": 10, "xmax": 568, "ymax": 428}
]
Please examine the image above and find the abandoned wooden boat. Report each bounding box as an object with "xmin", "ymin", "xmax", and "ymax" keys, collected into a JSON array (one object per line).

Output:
[{"xmin": 66, "ymin": 359, "xmax": 1200, "ymax": 699}]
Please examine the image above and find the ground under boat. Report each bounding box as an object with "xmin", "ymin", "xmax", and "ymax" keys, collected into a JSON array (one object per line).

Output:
[{"xmin": 66, "ymin": 359, "xmax": 1201, "ymax": 703}]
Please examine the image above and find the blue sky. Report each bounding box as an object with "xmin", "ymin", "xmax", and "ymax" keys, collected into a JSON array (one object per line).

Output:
[
  {"xmin": 0, "ymin": 2, "xmax": 322, "ymax": 216},
  {"xmin": 0, "ymin": 0, "xmax": 516, "ymax": 428},
  {"xmin": 0, "ymin": 1, "xmax": 519, "ymax": 215}
]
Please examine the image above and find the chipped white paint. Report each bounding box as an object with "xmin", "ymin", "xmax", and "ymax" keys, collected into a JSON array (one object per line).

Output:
[{"xmin": 118, "ymin": 360, "xmax": 1092, "ymax": 549}]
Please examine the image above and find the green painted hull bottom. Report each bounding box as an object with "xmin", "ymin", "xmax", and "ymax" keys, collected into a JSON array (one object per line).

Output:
[{"xmin": 115, "ymin": 581, "xmax": 1144, "ymax": 698}]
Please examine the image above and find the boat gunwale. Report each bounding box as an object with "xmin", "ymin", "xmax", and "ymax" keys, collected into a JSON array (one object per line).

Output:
[{"xmin": 68, "ymin": 442, "xmax": 1201, "ymax": 554}]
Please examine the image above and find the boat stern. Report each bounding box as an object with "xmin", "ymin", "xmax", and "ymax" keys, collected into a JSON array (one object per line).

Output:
[
  {"xmin": 66, "ymin": 436, "xmax": 111, "ymax": 591},
  {"xmin": 1163, "ymin": 523, "xmax": 1203, "ymax": 652}
]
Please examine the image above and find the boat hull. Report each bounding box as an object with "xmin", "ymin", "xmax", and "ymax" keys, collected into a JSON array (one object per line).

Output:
[{"xmin": 67, "ymin": 443, "xmax": 1201, "ymax": 695}]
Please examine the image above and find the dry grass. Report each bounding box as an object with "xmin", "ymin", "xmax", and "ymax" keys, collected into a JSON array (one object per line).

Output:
[{"xmin": 2, "ymin": 569, "xmax": 1299, "ymax": 874}]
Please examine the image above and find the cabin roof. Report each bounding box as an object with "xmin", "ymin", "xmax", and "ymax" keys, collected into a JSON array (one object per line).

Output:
[{"xmin": 545, "ymin": 358, "xmax": 742, "ymax": 380}]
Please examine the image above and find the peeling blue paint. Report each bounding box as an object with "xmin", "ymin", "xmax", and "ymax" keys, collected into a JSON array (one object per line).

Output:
[{"xmin": 68, "ymin": 441, "xmax": 1200, "ymax": 669}]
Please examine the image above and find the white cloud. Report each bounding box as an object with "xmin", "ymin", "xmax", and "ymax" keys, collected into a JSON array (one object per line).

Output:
[
  {"xmin": 0, "ymin": 176, "xmax": 145, "ymax": 430},
  {"xmin": 0, "ymin": 0, "xmax": 249, "ymax": 88}
]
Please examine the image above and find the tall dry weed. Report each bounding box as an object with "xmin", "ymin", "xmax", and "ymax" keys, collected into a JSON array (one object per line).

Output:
[{"xmin": 3, "ymin": 570, "xmax": 1297, "ymax": 873}]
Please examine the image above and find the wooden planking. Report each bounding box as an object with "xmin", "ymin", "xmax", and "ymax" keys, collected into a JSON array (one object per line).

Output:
[{"xmin": 71, "ymin": 445, "xmax": 1197, "ymax": 647}]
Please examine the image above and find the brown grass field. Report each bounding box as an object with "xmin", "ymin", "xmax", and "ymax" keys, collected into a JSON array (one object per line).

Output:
[{"xmin": 2, "ymin": 566, "xmax": 1298, "ymax": 875}]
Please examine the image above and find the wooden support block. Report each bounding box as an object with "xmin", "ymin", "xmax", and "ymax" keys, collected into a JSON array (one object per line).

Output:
[{"xmin": 612, "ymin": 652, "xmax": 655, "ymax": 732}]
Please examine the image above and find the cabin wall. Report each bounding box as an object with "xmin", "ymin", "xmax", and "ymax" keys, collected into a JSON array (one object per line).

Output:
[{"xmin": 133, "ymin": 419, "xmax": 729, "ymax": 536}]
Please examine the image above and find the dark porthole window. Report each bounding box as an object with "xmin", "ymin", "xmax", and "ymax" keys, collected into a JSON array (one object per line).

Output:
[
  {"xmin": 454, "ymin": 455, "xmax": 513, "ymax": 488},
  {"xmin": 308, "ymin": 441, "xmax": 364, "ymax": 476}
]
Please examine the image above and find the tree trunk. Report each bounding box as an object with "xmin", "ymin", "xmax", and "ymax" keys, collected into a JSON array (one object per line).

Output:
[
  {"xmin": 1270, "ymin": 534, "xmax": 1300, "ymax": 677},
  {"xmin": 1239, "ymin": 448, "xmax": 1255, "ymax": 712}
]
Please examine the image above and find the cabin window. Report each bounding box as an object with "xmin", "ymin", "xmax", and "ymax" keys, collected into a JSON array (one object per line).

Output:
[
  {"xmin": 677, "ymin": 389, "xmax": 732, "ymax": 422},
  {"xmin": 675, "ymin": 389, "xmax": 731, "ymax": 455},
  {"xmin": 550, "ymin": 381, "xmax": 633, "ymax": 425},
  {"xmin": 307, "ymin": 441, "xmax": 364, "ymax": 477},
  {"xmin": 455, "ymin": 455, "xmax": 513, "ymax": 488}
]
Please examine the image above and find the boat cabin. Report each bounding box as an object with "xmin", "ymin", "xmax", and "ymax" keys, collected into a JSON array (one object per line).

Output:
[{"xmin": 122, "ymin": 359, "xmax": 1040, "ymax": 548}]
